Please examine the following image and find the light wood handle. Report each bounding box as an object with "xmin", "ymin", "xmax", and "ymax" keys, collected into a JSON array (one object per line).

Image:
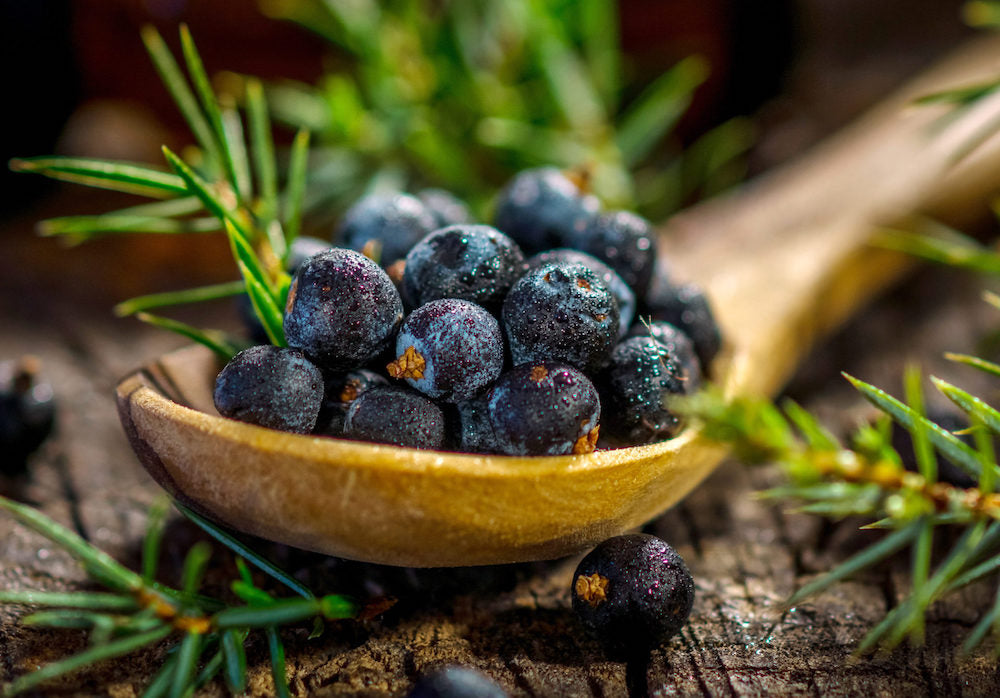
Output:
[{"xmin": 664, "ymin": 35, "xmax": 1000, "ymax": 399}]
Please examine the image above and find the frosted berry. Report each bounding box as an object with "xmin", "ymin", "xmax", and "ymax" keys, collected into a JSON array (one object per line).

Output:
[
  {"xmin": 488, "ymin": 362, "xmax": 600, "ymax": 456},
  {"xmin": 337, "ymin": 192, "xmax": 437, "ymax": 265},
  {"xmin": 492, "ymin": 167, "xmax": 599, "ymax": 255},
  {"xmin": 572, "ymin": 533, "xmax": 694, "ymax": 657},
  {"xmin": 284, "ymin": 248, "xmax": 404, "ymax": 372},
  {"xmin": 344, "ymin": 385, "xmax": 446, "ymax": 449},
  {"xmin": 503, "ymin": 262, "xmax": 619, "ymax": 374},
  {"xmin": 451, "ymin": 394, "xmax": 499, "ymax": 454},
  {"xmin": 600, "ymin": 336, "xmax": 689, "ymax": 444},
  {"xmin": 525, "ymin": 248, "xmax": 635, "ymax": 339},
  {"xmin": 388, "ymin": 299, "xmax": 503, "ymax": 402},
  {"xmin": 562, "ymin": 210, "xmax": 658, "ymax": 297},
  {"xmin": 626, "ymin": 320, "xmax": 702, "ymax": 392},
  {"xmin": 213, "ymin": 345, "xmax": 324, "ymax": 434},
  {"xmin": 402, "ymin": 225, "xmax": 525, "ymax": 313},
  {"xmin": 315, "ymin": 369, "xmax": 389, "ymax": 436},
  {"xmin": 417, "ymin": 188, "xmax": 474, "ymax": 228},
  {"xmin": 642, "ymin": 274, "xmax": 720, "ymax": 371}
]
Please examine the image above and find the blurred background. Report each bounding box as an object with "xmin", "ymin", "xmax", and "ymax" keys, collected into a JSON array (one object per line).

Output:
[{"xmin": 0, "ymin": 0, "xmax": 976, "ymax": 310}]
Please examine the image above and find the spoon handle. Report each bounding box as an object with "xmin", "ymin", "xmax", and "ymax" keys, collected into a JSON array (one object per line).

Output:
[
  {"xmin": 663, "ymin": 35, "xmax": 1000, "ymax": 399},
  {"xmin": 117, "ymin": 37, "xmax": 1000, "ymax": 567}
]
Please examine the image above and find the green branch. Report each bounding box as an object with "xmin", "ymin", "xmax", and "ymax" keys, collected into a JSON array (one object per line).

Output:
[{"xmin": 0, "ymin": 494, "xmax": 374, "ymax": 697}]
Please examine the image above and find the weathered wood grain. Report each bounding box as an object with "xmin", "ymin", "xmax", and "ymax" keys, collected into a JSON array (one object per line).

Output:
[{"xmin": 1, "ymin": 258, "xmax": 999, "ymax": 696}]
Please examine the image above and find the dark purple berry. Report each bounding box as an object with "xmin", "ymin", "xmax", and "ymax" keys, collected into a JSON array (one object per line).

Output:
[
  {"xmin": 600, "ymin": 336, "xmax": 689, "ymax": 444},
  {"xmin": 284, "ymin": 248, "xmax": 404, "ymax": 372},
  {"xmin": 502, "ymin": 262, "xmax": 619, "ymax": 374},
  {"xmin": 344, "ymin": 385, "xmax": 445, "ymax": 449},
  {"xmin": 0, "ymin": 357, "xmax": 56, "ymax": 474},
  {"xmin": 239, "ymin": 236, "xmax": 332, "ymax": 344},
  {"xmin": 492, "ymin": 167, "xmax": 599, "ymax": 255},
  {"xmin": 417, "ymin": 188, "xmax": 474, "ymax": 228},
  {"xmin": 642, "ymin": 275, "xmax": 721, "ymax": 371},
  {"xmin": 451, "ymin": 394, "xmax": 499, "ymax": 454},
  {"xmin": 626, "ymin": 321, "xmax": 702, "ymax": 392},
  {"xmin": 213, "ymin": 345, "xmax": 324, "ymax": 434},
  {"xmin": 562, "ymin": 210, "xmax": 658, "ymax": 297},
  {"xmin": 388, "ymin": 299, "xmax": 504, "ymax": 402},
  {"xmin": 315, "ymin": 369, "xmax": 389, "ymax": 436},
  {"xmin": 407, "ymin": 666, "xmax": 508, "ymax": 698},
  {"xmin": 488, "ymin": 362, "xmax": 600, "ymax": 456},
  {"xmin": 337, "ymin": 192, "xmax": 437, "ymax": 265},
  {"xmin": 526, "ymin": 248, "xmax": 635, "ymax": 339},
  {"xmin": 572, "ymin": 533, "xmax": 694, "ymax": 658},
  {"xmin": 402, "ymin": 225, "xmax": 525, "ymax": 313}
]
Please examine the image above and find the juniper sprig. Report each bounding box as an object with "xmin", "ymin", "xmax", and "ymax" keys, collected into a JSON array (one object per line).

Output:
[
  {"xmin": 9, "ymin": 24, "xmax": 309, "ymax": 359},
  {"xmin": 0, "ymin": 495, "xmax": 376, "ymax": 697}
]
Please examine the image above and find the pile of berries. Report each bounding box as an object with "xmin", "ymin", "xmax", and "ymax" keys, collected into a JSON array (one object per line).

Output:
[{"xmin": 215, "ymin": 167, "xmax": 720, "ymax": 456}]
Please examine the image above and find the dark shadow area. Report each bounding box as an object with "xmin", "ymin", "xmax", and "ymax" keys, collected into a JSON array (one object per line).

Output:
[
  {"xmin": 466, "ymin": 606, "xmax": 598, "ymax": 669},
  {"xmin": 0, "ymin": 1, "xmax": 80, "ymax": 218}
]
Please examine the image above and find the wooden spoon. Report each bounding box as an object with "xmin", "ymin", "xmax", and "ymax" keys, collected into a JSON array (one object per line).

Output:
[{"xmin": 117, "ymin": 38, "xmax": 1000, "ymax": 567}]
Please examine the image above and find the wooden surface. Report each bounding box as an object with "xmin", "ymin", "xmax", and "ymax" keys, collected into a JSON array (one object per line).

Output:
[
  {"xmin": 2, "ymin": 256, "xmax": 1000, "ymax": 696},
  {"xmin": 3, "ymin": 3, "xmax": 1000, "ymax": 693}
]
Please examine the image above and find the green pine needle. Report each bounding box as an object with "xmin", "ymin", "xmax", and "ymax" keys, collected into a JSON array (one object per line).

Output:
[
  {"xmin": 247, "ymin": 77, "xmax": 280, "ymax": 236},
  {"xmin": 5, "ymin": 625, "xmax": 173, "ymax": 695},
  {"xmin": 845, "ymin": 372, "xmax": 989, "ymax": 481},
  {"xmin": 133, "ymin": 312, "xmax": 244, "ymax": 360},
  {"xmin": 874, "ymin": 224, "xmax": 1000, "ymax": 274},
  {"xmin": 39, "ymin": 215, "xmax": 220, "ymax": 241},
  {"xmin": 114, "ymin": 281, "xmax": 246, "ymax": 317},
  {"xmin": 178, "ymin": 23, "xmax": 245, "ymax": 200},
  {"xmin": 616, "ymin": 56, "xmax": 709, "ymax": 167},
  {"xmin": 0, "ymin": 495, "xmax": 367, "ymax": 696},
  {"xmin": 169, "ymin": 631, "xmax": 202, "ymax": 698},
  {"xmin": 9, "ymin": 23, "xmax": 309, "ymax": 357},
  {"xmin": 221, "ymin": 629, "xmax": 249, "ymax": 694},
  {"xmin": 282, "ymin": 128, "xmax": 311, "ymax": 247},
  {"xmin": 175, "ymin": 504, "xmax": 314, "ymax": 600},
  {"xmin": 785, "ymin": 523, "xmax": 921, "ymax": 608},
  {"xmin": 0, "ymin": 496, "xmax": 144, "ymax": 594},
  {"xmin": 142, "ymin": 24, "xmax": 223, "ymax": 173},
  {"xmin": 933, "ymin": 377, "xmax": 1000, "ymax": 437},
  {"xmin": 161, "ymin": 145, "xmax": 252, "ymax": 242},
  {"xmin": 267, "ymin": 626, "xmax": 292, "ymax": 698},
  {"xmin": 677, "ymin": 359, "xmax": 1000, "ymax": 654},
  {"xmin": 9, "ymin": 157, "xmax": 187, "ymax": 199},
  {"xmin": 945, "ymin": 351, "xmax": 1000, "ymax": 378}
]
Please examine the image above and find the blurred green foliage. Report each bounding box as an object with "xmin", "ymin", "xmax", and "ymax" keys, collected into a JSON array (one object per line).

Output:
[
  {"xmin": 965, "ymin": 1, "xmax": 1000, "ymax": 28},
  {"xmin": 257, "ymin": 0, "xmax": 753, "ymax": 225}
]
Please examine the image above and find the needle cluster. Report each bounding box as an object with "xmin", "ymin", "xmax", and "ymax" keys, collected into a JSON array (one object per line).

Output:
[
  {"xmin": 0, "ymin": 496, "xmax": 371, "ymax": 697},
  {"xmin": 262, "ymin": 0, "xmax": 752, "ymax": 220},
  {"xmin": 9, "ymin": 25, "xmax": 310, "ymax": 359},
  {"xmin": 677, "ymin": 356, "xmax": 1000, "ymax": 656}
]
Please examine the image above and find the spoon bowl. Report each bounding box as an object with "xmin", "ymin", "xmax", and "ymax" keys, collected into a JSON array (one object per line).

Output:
[{"xmin": 118, "ymin": 38, "xmax": 1000, "ymax": 566}]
